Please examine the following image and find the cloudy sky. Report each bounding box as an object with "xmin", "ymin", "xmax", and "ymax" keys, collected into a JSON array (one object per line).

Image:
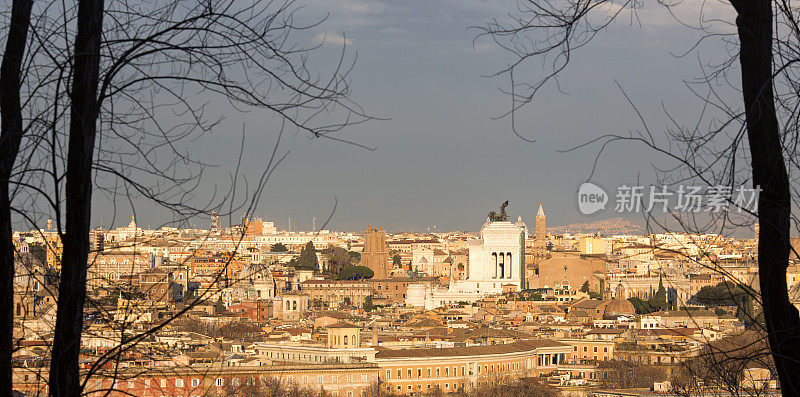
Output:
[{"xmin": 102, "ymin": 0, "xmax": 747, "ymax": 233}]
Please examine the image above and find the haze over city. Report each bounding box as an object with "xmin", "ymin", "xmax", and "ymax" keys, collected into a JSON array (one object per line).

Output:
[{"xmin": 87, "ymin": 0, "xmax": 741, "ymax": 233}]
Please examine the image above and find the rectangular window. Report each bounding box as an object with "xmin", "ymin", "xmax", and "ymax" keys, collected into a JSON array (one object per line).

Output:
[
  {"xmin": 175, "ymin": 379, "xmax": 183, "ymax": 388},
  {"xmin": 160, "ymin": 379, "xmax": 167, "ymax": 388},
  {"xmin": 408, "ymin": 369, "xmax": 412, "ymax": 378},
  {"xmin": 191, "ymin": 379, "xmax": 200, "ymax": 387},
  {"xmin": 386, "ymin": 370, "xmax": 391, "ymax": 379},
  {"xmin": 215, "ymin": 378, "xmax": 223, "ymax": 387}
]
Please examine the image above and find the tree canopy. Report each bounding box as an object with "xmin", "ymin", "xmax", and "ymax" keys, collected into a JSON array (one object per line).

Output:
[
  {"xmin": 323, "ymin": 246, "xmax": 351, "ymax": 275},
  {"xmin": 337, "ymin": 265, "xmax": 374, "ymax": 280},
  {"xmin": 692, "ymin": 281, "xmax": 753, "ymax": 307},
  {"xmin": 270, "ymin": 243, "xmax": 288, "ymax": 253},
  {"xmin": 294, "ymin": 241, "xmax": 318, "ymax": 271}
]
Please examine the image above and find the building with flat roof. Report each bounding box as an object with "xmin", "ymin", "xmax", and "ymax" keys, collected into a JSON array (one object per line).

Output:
[{"xmin": 375, "ymin": 339, "xmax": 571, "ymax": 395}]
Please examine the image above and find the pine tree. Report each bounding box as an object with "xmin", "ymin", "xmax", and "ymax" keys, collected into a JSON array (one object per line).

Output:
[{"xmin": 296, "ymin": 241, "xmax": 318, "ymax": 271}]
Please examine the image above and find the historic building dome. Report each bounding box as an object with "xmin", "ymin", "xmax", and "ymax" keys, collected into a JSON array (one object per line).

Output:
[{"xmin": 604, "ymin": 298, "xmax": 636, "ymax": 316}]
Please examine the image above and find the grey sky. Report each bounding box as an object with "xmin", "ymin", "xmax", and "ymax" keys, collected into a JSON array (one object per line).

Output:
[{"xmin": 98, "ymin": 0, "xmax": 748, "ymax": 233}]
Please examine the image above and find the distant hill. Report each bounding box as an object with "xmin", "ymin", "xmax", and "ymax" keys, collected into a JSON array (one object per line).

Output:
[{"xmin": 549, "ymin": 217, "xmax": 644, "ymax": 235}]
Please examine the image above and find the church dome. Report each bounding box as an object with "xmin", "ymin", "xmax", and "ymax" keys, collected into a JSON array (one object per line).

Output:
[{"xmin": 604, "ymin": 298, "xmax": 636, "ymax": 316}]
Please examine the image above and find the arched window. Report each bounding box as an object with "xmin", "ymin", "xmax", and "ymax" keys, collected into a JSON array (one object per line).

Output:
[{"xmin": 344, "ymin": 335, "xmax": 348, "ymax": 345}]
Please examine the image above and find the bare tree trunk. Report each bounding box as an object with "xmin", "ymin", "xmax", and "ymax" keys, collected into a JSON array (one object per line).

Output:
[
  {"xmin": 0, "ymin": 1, "xmax": 34, "ymax": 395},
  {"xmin": 733, "ymin": 0, "xmax": 800, "ymax": 393},
  {"xmin": 49, "ymin": 0, "xmax": 105, "ymax": 395}
]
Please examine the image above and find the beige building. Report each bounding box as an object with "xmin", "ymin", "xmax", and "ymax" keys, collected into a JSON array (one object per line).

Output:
[
  {"xmin": 534, "ymin": 253, "xmax": 606, "ymax": 292},
  {"xmin": 376, "ymin": 339, "xmax": 571, "ymax": 395},
  {"xmin": 578, "ymin": 237, "xmax": 611, "ymax": 255},
  {"xmin": 327, "ymin": 322, "xmax": 361, "ymax": 348},
  {"xmin": 299, "ymin": 279, "xmax": 371, "ymax": 309}
]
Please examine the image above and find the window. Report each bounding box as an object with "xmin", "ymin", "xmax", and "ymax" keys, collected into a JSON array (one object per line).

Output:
[
  {"xmin": 215, "ymin": 378, "xmax": 224, "ymax": 387},
  {"xmin": 427, "ymin": 368, "xmax": 431, "ymax": 377},
  {"xmin": 332, "ymin": 375, "xmax": 339, "ymax": 383},
  {"xmin": 191, "ymin": 379, "xmax": 200, "ymax": 387},
  {"xmin": 594, "ymin": 346, "xmax": 598, "ymax": 353},
  {"xmin": 445, "ymin": 367, "xmax": 449, "ymax": 376},
  {"xmin": 144, "ymin": 379, "xmax": 151, "ymax": 388},
  {"xmin": 160, "ymin": 379, "xmax": 167, "ymax": 388},
  {"xmin": 408, "ymin": 369, "xmax": 412, "ymax": 378},
  {"xmin": 386, "ymin": 370, "xmax": 391, "ymax": 379},
  {"xmin": 175, "ymin": 379, "xmax": 184, "ymax": 388},
  {"xmin": 128, "ymin": 380, "xmax": 134, "ymax": 389},
  {"xmin": 418, "ymin": 369, "xmax": 422, "ymax": 377},
  {"xmin": 398, "ymin": 369, "xmax": 402, "ymax": 379}
]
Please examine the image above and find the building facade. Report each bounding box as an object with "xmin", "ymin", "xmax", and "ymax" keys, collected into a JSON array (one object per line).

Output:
[{"xmin": 362, "ymin": 226, "xmax": 390, "ymax": 279}]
